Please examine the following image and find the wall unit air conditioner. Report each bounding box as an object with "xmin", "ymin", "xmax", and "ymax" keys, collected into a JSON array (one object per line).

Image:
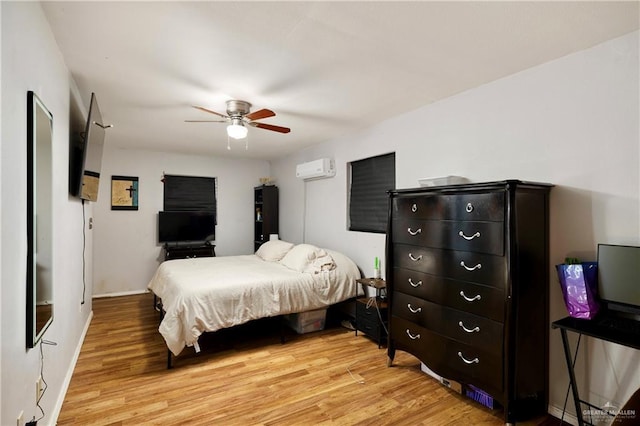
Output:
[{"xmin": 295, "ymin": 158, "xmax": 336, "ymax": 180}]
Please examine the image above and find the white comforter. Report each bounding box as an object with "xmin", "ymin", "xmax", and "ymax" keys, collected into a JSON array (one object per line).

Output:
[{"xmin": 148, "ymin": 250, "xmax": 360, "ymax": 355}]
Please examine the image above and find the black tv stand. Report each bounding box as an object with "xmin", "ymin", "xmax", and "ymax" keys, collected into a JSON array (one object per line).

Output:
[
  {"xmin": 163, "ymin": 243, "xmax": 216, "ymax": 261},
  {"xmin": 552, "ymin": 313, "xmax": 640, "ymax": 426}
]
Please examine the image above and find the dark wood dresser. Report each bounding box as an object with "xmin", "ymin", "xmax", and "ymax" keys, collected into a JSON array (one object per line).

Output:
[{"xmin": 386, "ymin": 180, "xmax": 552, "ymax": 424}]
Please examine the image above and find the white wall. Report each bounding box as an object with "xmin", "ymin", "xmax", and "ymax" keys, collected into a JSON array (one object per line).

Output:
[
  {"xmin": 91, "ymin": 146, "xmax": 270, "ymax": 295},
  {"xmin": 3, "ymin": 3, "xmax": 635, "ymax": 423},
  {"xmin": 1, "ymin": 2, "xmax": 4, "ymax": 420},
  {"xmin": 1, "ymin": 3, "xmax": 93, "ymax": 425},
  {"xmin": 272, "ymin": 31, "xmax": 640, "ymax": 422}
]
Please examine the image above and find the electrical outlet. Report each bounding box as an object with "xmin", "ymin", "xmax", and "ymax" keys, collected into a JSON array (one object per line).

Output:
[
  {"xmin": 36, "ymin": 376, "xmax": 44, "ymax": 401},
  {"xmin": 17, "ymin": 410, "xmax": 24, "ymax": 426}
]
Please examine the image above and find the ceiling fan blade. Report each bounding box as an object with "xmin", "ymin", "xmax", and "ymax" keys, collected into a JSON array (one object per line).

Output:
[
  {"xmin": 245, "ymin": 108, "xmax": 275, "ymax": 121},
  {"xmin": 192, "ymin": 105, "xmax": 228, "ymax": 118},
  {"xmin": 185, "ymin": 119, "xmax": 228, "ymax": 123},
  {"xmin": 252, "ymin": 122, "xmax": 291, "ymax": 134}
]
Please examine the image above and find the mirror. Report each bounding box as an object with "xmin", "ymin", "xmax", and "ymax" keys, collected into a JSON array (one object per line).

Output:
[{"xmin": 27, "ymin": 91, "xmax": 54, "ymax": 348}]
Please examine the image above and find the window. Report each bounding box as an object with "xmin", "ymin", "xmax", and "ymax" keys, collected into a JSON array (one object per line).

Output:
[
  {"xmin": 163, "ymin": 174, "xmax": 217, "ymax": 222},
  {"xmin": 348, "ymin": 152, "xmax": 395, "ymax": 233}
]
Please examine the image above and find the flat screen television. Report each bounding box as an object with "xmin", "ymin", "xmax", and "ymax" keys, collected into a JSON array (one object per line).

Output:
[
  {"xmin": 597, "ymin": 244, "xmax": 640, "ymax": 316},
  {"xmin": 69, "ymin": 93, "xmax": 106, "ymax": 201},
  {"xmin": 158, "ymin": 211, "xmax": 216, "ymax": 244}
]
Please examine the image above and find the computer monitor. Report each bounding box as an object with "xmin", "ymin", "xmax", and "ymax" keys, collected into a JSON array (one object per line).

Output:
[{"xmin": 597, "ymin": 244, "xmax": 640, "ymax": 316}]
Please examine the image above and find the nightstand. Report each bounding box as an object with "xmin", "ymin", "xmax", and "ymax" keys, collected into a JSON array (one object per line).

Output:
[{"xmin": 355, "ymin": 278, "xmax": 388, "ymax": 348}]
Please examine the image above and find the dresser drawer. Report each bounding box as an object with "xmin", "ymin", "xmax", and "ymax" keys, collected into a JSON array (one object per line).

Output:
[
  {"xmin": 393, "ymin": 267, "xmax": 505, "ymax": 322},
  {"xmin": 447, "ymin": 339, "xmax": 503, "ymax": 394},
  {"xmin": 392, "ymin": 292, "xmax": 503, "ymax": 356},
  {"xmin": 393, "ymin": 244, "xmax": 506, "ymax": 288},
  {"xmin": 391, "ymin": 316, "xmax": 502, "ymax": 393},
  {"xmin": 392, "ymin": 219, "xmax": 504, "ymax": 255},
  {"xmin": 390, "ymin": 315, "xmax": 434, "ymax": 364},
  {"xmin": 358, "ymin": 319, "xmax": 384, "ymax": 338},
  {"xmin": 392, "ymin": 191, "xmax": 504, "ymax": 222},
  {"xmin": 356, "ymin": 298, "xmax": 387, "ymax": 323}
]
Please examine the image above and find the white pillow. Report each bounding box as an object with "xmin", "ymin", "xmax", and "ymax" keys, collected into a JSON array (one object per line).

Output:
[
  {"xmin": 280, "ymin": 244, "xmax": 321, "ymax": 272},
  {"xmin": 255, "ymin": 240, "xmax": 294, "ymax": 262}
]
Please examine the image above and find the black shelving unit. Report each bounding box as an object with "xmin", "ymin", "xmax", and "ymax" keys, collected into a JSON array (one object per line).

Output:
[{"xmin": 254, "ymin": 185, "xmax": 278, "ymax": 251}]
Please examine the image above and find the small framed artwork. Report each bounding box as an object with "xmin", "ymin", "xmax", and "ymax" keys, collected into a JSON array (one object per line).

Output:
[{"xmin": 111, "ymin": 175, "xmax": 139, "ymax": 210}]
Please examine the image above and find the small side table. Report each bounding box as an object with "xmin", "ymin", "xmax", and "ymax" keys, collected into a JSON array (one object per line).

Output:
[
  {"xmin": 552, "ymin": 315, "xmax": 640, "ymax": 426},
  {"xmin": 356, "ymin": 278, "xmax": 387, "ymax": 299},
  {"xmin": 355, "ymin": 278, "xmax": 388, "ymax": 348}
]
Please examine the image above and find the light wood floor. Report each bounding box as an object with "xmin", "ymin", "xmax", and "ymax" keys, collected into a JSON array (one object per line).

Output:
[{"xmin": 58, "ymin": 294, "xmax": 563, "ymax": 425}]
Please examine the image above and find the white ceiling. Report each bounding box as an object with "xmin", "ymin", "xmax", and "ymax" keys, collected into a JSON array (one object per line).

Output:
[{"xmin": 42, "ymin": 1, "xmax": 640, "ymax": 160}]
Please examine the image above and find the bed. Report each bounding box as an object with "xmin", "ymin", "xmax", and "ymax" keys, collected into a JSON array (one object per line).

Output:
[{"xmin": 148, "ymin": 241, "xmax": 361, "ymax": 363}]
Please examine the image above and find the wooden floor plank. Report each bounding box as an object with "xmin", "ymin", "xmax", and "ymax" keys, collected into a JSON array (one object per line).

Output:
[{"xmin": 58, "ymin": 294, "xmax": 566, "ymax": 425}]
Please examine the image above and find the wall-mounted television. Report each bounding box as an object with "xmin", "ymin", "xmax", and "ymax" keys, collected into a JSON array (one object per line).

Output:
[
  {"xmin": 158, "ymin": 211, "xmax": 216, "ymax": 244},
  {"xmin": 597, "ymin": 243, "xmax": 640, "ymax": 317},
  {"xmin": 69, "ymin": 92, "xmax": 107, "ymax": 201}
]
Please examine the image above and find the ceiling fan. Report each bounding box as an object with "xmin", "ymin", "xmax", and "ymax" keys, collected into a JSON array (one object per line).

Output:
[{"xmin": 186, "ymin": 100, "xmax": 291, "ymax": 142}]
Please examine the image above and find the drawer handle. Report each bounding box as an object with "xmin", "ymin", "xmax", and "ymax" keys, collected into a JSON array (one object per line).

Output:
[
  {"xmin": 408, "ymin": 278, "xmax": 423, "ymax": 287},
  {"xmin": 458, "ymin": 321, "xmax": 480, "ymax": 333},
  {"xmin": 406, "ymin": 329, "xmax": 421, "ymax": 340},
  {"xmin": 407, "ymin": 227, "xmax": 422, "ymax": 236},
  {"xmin": 407, "ymin": 303, "xmax": 422, "ymax": 314},
  {"xmin": 465, "ymin": 203, "xmax": 474, "ymax": 213},
  {"xmin": 457, "ymin": 352, "xmax": 479, "ymax": 364},
  {"xmin": 459, "ymin": 291, "xmax": 481, "ymax": 302},
  {"xmin": 458, "ymin": 230, "xmax": 481, "ymax": 241},
  {"xmin": 460, "ymin": 261, "xmax": 482, "ymax": 271},
  {"xmin": 409, "ymin": 253, "xmax": 423, "ymax": 262},
  {"xmin": 411, "ymin": 203, "xmax": 417, "ymax": 213}
]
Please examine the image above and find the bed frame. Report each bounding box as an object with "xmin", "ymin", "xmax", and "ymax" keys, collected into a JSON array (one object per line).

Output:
[{"xmin": 154, "ymin": 295, "xmax": 288, "ymax": 369}]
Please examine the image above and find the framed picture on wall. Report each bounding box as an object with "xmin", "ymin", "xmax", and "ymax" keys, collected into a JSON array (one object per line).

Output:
[{"xmin": 111, "ymin": 175, "xmax": 139, "ymax": 210}]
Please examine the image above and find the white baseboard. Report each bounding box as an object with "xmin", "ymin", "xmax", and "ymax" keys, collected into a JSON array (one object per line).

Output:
[
  {"xmin": 50, "ymin": 310, "xmax": 93, "ymax": 425},
  {"xmin": 549, "ymin": 403, "xmax": 578, "ymax": 426},
  {"xmin": 93, "ymin": 289, "xmax": 149, "ymax": 299}
]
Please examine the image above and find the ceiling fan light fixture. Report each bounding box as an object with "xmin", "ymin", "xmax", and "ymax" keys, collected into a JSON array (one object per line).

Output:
[
  {"xmin": 227, "ymin": 118, "xmax": 248, "ymax": 139},
  {"xmin": 190, "ymin": 102, "xmax": 289, "ymax": 143}
]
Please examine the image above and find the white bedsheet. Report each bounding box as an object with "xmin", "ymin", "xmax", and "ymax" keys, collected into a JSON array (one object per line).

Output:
[{"xmin": 148, "ymin": 250, "xmax": 360, "ymax": 355}]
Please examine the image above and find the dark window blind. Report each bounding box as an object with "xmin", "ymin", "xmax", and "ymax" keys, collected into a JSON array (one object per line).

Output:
[
  {"xmin": 163, "ymin": 175, "xmax": 217, "ymax": 222},
  {"xmin": 349, "ymin": 152, "xmax": 395, "ymax": 233}
]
